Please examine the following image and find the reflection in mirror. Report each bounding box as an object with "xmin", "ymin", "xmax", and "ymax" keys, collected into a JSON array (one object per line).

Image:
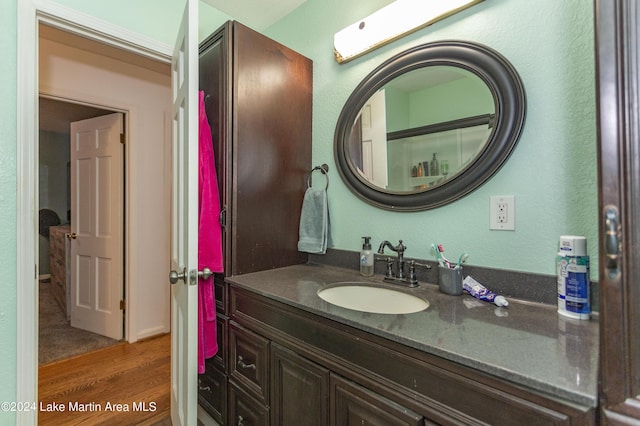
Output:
[
  {"xmin": 334, "ymin": 41, "xmax": 525, "ymax": 211},
  {"xmin": 349, "ymin": 66, "xmax": 495, "ymax": 193}
]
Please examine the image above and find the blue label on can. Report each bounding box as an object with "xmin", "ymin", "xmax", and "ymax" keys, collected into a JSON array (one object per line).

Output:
[{"xmin": 557, "ymin": 255, "xmax": 590, "ymax": 315}]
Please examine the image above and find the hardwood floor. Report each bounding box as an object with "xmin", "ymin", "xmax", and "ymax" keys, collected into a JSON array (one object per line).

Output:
[{"xmin": 38, "ymin": 333, "xmax": 170, "ymax": 425}]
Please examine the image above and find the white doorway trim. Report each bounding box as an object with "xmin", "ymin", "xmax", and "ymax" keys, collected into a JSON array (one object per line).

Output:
[{"xmin": 17, "ymin": 3, "xmax": 171, "ymax": 424}]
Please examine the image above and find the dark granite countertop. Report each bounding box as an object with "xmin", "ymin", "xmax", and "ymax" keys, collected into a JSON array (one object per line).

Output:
[{"xmin": 226, "ymin": 263, "xmax": 599, "ymax": 408}]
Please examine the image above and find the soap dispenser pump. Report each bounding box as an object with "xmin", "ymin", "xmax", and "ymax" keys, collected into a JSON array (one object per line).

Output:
[{"xmin": 360, "ymin": 236, "xmax": 374, "ymax": 277}]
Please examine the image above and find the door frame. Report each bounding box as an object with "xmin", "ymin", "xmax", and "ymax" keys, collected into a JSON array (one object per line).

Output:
[
  {"xmin": 41, "ymin": 96, "xmax": 127, "ymax": 338},
  {"xmin": 16, "ymin": 2, "xmax": 172, "ymax": 423},
  {"xmin": 596, "ymin": 0, "xmax": 640, "ymax": 423}
]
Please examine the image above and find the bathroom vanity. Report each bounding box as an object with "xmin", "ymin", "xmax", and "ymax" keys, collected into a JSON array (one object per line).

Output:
[{"xmin": 206, "ymin": 263, "xmax": 598, "ymax": 425}]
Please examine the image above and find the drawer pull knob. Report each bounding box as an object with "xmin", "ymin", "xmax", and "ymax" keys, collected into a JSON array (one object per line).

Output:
[
  {"xmin": 237, "ymin": 355, "xmax": 256, "ymax": 370},
  {"xmin": 199, "ymin": 385, "xmax": 211, "ymax": 391},
  {"xmin": 237, "ymin": 415, "xmax": 245, "ymax": 426}
]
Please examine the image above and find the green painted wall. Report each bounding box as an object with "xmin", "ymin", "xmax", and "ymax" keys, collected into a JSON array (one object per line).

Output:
[
  {"xmin": 265, "ymin": 0, "xmax": 597, "ymax": 278},
  {"xmin": 384, "ymin": 87, "xmax": 410, "ymax": 132},
  {"xmin": 47, "ymin": 0, "xmax": 183, "ymax": 45},
  {"xmin": 1, "ymin": 0, "xmax": 17, "ymax": 423},
  {"xmin": 385, "ymin": 72, "xmax": 494, "ymax": 131},
  {"xmin": 409, "ymin": 74, "xmax": 494, "ymax": 127}
]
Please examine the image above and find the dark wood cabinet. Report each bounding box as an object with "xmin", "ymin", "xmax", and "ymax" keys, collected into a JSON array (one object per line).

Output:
[
  {"xmin": 198, "ymin": 20, "xmax": 311, "ymax": 279},
  {"xmin": 271, "ymin": 343, "xmax": 330, "ymax": 426},
  {"xmin": 229, "ymin": 382, "xmax": 270, "ymax": 426},
  {"xmin": 228, "ymin": 284, "xmax": 595, "ymax": 426},
  {"xmin": 197, "ymin": 20, "xmax": 312, "ymax": 423},
  {"xmin": 198, "ymin": 364, "xmax": 227, "ymax": 421},
  {"xmin": 229, "ymin": 321, "xmax": 270, "ymax": 406},
  {"xmin": 331, "ymin": 374, "xmax": 423, "ymax": 426}
]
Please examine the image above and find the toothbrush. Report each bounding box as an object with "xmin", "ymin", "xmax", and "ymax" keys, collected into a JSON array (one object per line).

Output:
[
  {"xmin": 431, "ymin": 243, "xmax": 446, "ymax": 267},
  {"xmin": 438, "ymin": 244, "xmax": 454, "ymax": 268},
  {"xmin": 455, "ymin": 252, "xmax": 469, "ymax": 269},
  {"xmin": 434, "ymin": 243, "xmax": 453, "ymax": 268}
]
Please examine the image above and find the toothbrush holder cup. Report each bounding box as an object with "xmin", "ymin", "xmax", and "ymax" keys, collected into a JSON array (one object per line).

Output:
[{"xmin": 439, "ymin": 266, "xmax": 463, "ymax": 296}]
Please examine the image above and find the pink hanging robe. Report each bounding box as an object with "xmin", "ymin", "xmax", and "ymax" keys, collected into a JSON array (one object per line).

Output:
[{"xmin": 198, "ymin": 90, "xmax": 224, "ymax": 374}]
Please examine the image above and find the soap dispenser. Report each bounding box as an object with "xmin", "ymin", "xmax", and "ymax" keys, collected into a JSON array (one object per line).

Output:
[{"xmin": 360, "ymin": 236, "xmax": 374, "ymax": 277}]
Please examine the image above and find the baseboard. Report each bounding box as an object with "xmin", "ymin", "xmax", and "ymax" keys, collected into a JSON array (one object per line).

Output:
[{"xmin": 135, "ymin": 326, "xmax": 170, "ymax": 342}]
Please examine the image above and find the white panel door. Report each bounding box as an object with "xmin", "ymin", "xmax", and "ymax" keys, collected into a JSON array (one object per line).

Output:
[
  {"xmin": 170, "ymin": 0, "xmax": 198, "ymax": 424},
  {"xmin": 360, "ymin": 89, "xmax": 388, "ymax": 188},
  {"xmin": 69, "ymin": 113, "xmax": 124, "ymax": 340}
]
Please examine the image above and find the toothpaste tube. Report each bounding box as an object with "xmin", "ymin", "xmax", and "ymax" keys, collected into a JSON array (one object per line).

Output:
[{"xmin": 462, "ymin": 276, "xmax": 509, "ymax": 307}]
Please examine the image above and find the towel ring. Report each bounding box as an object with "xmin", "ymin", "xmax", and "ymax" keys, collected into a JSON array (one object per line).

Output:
[{"xmin": 307, "ymin": 164, "xmax": 329, "ymax": 190}]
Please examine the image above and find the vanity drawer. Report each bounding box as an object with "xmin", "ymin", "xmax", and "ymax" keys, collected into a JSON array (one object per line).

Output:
[
  {"xmin": 229, "ymin": 380, "xmax": 269, "ymax": 426},
  {"xmin": 229, "ymin": 320, "xmax": 270, "ymax": 404},
  {"xmin": 198, "ymin": 365, "xmax": 227, "ymax": 425}
]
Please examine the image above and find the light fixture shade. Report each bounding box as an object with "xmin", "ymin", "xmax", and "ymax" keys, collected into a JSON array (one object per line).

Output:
[{"xmin": 334, "ymin": 0, "xmax": 484, "ymax": 64}]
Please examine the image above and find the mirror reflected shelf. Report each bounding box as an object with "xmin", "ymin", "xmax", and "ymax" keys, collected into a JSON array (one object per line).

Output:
[{"xmin": 387, "ymin": 114, "xmax": 493, "ymax": 192}]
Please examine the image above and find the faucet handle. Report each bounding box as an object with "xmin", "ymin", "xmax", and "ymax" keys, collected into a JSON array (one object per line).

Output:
[
  {"xmin": 376, "ymin": 256, "xmax": 395, "ymax": 278},
  {"xmin": 407, "ymin": 260, "xmax": 431, "ymax": 283},
  {"xmin": 411, "ymin": 260, "xmax": 432, "ymax": 270}
]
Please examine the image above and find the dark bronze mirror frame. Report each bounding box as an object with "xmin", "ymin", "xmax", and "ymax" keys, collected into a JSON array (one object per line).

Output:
[{"xmin": 334, "ymin": 40, "xmax": 526, "ymax": 211}]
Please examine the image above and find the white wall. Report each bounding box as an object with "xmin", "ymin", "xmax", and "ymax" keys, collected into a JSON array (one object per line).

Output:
[{"xmin": 39, "ymin": 36, "xmax": 172, "ymax": 341}]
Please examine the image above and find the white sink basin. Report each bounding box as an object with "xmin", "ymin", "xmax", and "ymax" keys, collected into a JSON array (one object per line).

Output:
[{"xmin": 317, "ymin": 282, "xmax": 429, "ymax": 314}]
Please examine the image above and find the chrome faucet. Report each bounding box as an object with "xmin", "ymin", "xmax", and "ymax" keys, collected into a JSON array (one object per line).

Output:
[
  {"xmin": 378, "ymin": 240, "xmax": 408, "ymax": 279},
  {"xmin": 377, "ymin": 240, "xmax": 429, "ymax": 287}
]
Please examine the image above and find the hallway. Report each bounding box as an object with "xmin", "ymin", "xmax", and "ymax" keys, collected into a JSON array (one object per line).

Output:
[{"xmin": 38, "ymin": 333, "xmax": 170, "ymax": 425}]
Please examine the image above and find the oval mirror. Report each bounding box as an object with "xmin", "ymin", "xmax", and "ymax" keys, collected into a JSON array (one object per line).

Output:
[{"xmin": 334, "ymin": 41, "xmax": 526, "ymax": 211}]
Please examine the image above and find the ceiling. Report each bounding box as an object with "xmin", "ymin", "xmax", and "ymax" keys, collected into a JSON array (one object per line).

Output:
[{"xmin": 202, "ymin": 0, "xmax": 307, "ymax": 30}]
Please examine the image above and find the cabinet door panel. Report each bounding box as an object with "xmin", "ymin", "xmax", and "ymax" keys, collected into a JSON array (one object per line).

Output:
[
  {"xmin": 213, "ymin": 314, "xmax": 228, "ymax": 373},
  {"xmin": 331, "ymin": 374, "xmax": 423, "ymax": 426},
  {"xmin": 271, "ymin": 343, "xmax": 330, "ymax": 426},
  {"xmin": 214, "ymin": 274, "xmax": 228, "ymax": 315},
  {"xmin": 198, "ymin": 24, "xmax": 233, "ymax": 277},
  {"xmin": 231, "ymin": 22, "xmax": 311, "ymax": 275}
]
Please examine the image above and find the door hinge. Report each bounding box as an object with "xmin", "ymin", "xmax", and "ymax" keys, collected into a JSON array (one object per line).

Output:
[
  {"xmin": 120, "ymin": 299, "xmax": 126, "ymax": 310},
  {"xmin": 120, "ymin": 133, "xmax": 125, "ymax": 144}
]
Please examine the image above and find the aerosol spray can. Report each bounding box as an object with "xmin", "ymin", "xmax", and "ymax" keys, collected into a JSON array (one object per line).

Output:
[{"xmin": 557, "ymin": 236, "xmax": 590, "ymax": 320}]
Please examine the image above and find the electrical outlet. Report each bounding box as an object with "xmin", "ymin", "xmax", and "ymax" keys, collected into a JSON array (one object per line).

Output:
[
  {"xmin": 497, "ymin": 202, "xmax": 508, "ymax": 223},
  {"xmin": 490, "ymin": 195, "xmax": 515, "ymax": 230}
]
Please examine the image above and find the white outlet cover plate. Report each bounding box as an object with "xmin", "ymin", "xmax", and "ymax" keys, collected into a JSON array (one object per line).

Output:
[{"xmin": 490, "ymin": 195, "xmax": 515, "ymax": 230}]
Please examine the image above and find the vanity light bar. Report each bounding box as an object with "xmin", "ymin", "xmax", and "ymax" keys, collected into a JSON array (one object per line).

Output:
[{"xmin": 334, "ymin": 0, "xmax": 484, "ymax": 64}]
